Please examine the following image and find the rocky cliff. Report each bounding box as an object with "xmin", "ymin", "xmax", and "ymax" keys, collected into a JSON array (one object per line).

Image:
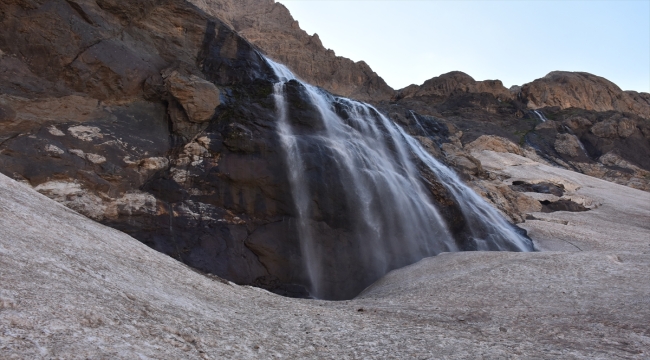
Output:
[
  {"xmin": 0, "ymin": 0, "xmax": 526, "ymax": 300},
  {"xmin": 188, "ymin": 0, "xmax": 396, "ymax": 102},
  {"xmin": 0, "ymin": 0, "xmax": 306, "ymax": 296},
  {"xmin": 397, "ymin": 71, "xmax": 514, "ymax": 103}
]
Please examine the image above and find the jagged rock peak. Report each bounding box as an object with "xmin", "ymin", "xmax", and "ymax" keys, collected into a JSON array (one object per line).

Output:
[
  {"xmin": 397, "ymin": 71, "xmax": 514, "ymax": 102},
  {"xmin": 188, "ymin": 0, "xmax": 396, "ymax": 102},
  {"xmin": 521, "ymin": 71, "xmax": 650, "ymax": 119}
]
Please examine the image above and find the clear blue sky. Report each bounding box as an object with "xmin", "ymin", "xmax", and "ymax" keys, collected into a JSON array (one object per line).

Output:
[{"xmin": 278, "ymin": 0, "xmax": 650, "ymax": 92}]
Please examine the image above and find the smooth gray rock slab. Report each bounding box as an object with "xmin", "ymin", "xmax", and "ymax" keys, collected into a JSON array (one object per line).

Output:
[{"xmin": 1, "ymin": 167, "xmax": 649, "ymax": 358}]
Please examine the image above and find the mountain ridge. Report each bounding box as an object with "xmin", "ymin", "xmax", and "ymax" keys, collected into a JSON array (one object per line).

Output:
[{"xmin": 192, "ymin": 0, "xmax": 650, "ymax": 119}]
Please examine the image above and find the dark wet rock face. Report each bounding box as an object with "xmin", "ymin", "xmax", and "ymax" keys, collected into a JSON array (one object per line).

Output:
[
  {"xmin": 540, "ymin": 200, "xmax": 589, "ymax": 213},
  {"xmin": 0, "ymin": 0, "xmax": 308, "ymax": 296},
  {"xmin": 511, "ymin": 181, "xmax": 565, "ymax": 197}
]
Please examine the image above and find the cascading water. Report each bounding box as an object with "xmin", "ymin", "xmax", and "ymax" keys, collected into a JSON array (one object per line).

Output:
[
  {"xmin": 409, "ymin": 110, "xmax": 429, "ymax": 134},
  {"xmin": 533, "ymin": 110, "xmax": 549, "ymax": 122},
  {"xmin": 265, "ymin": 57, "xmax": 533, "ymax": 300}
]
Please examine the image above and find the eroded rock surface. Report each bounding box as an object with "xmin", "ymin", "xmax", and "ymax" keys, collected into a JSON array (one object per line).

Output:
[{"xmin": 2, "ymin": 171, "xmax": 649, "ymax": 359}]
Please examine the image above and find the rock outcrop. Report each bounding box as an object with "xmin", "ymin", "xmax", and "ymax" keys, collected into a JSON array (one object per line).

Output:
[
  {"xmin": 188, "ymin": 0, "xmax": 396, "ymax": 102},
  {"xmin": 163, "ymin": 70, "xmax": 221, "ymax": 123},
  {"xmin": 521, "ymin": 71, "xmax": 650, "ymax": 119},
  {"xmin": 397, "ymin": 71, "xmax": 514, "ymax": 102},
  {"xmin": 383, "ymin": 70, "xmax": 650, "ymax": 195}
]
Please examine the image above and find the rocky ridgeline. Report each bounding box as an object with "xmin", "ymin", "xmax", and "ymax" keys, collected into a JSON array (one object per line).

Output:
[
  {"xmin": 386, "ymin": 71, "xmax": 650, "ymax": 194},
  {"xmin": 522, "ymin": 71, "xmax": 650, "ymax": 118},
  {"xmin": 397, "ymin": 70, "xmax": 650, "ymax": 119}
]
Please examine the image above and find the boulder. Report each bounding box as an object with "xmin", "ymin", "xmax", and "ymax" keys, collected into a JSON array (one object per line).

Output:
[
  {"xmin": 440, "ymin": 143, "xmax": 483, "ymax": 178},
  {"xmin": 617, "ymin": 118, "xmax": 636, "ymax": 138},
  {"xmin": 590, "ymin": 120, "xmax": 618, "ymax": 138},
  {"xmin": 163, "ymin": 70, "xmax": 221, "ymax": 123},
  {"xmin": 465, "ymin": 135, "xmax": 522, "ymax": 155},
  {"xmin": 563, "ymin": 116, "xmax": 593, "ymax": 131},
  {"xmin": 554, "ymin": 133, "xmax": 583, "ymax": 158}
]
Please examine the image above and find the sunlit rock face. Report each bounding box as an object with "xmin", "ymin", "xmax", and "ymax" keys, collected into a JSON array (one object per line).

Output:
[
  {"xmin": 520, "ymin": 71, "xmax": 650, "ymax": 119},
  {"xmin": 385, "ymin": 68, "xmax": 650, "ymax": 193},
  {"xmin": 397, "ymin": 71, "xmax": 515, "ymax": 103}
]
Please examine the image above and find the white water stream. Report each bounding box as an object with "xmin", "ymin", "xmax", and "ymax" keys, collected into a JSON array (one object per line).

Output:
[
  {"xmin": 533, "ymin": 110, "xmax": 549, "ymax": 122},
  {"xmin": 266, "ymin": 57, "xmax": 532, "ymax": 299}
]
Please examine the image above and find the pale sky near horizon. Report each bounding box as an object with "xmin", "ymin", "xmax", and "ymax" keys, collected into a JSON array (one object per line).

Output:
[{"xmin": 278, "ymin": 0, "xmax": 650, "ymax": 93}]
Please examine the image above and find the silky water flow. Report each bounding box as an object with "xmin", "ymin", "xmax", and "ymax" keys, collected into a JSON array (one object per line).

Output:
[{"xmin": 265, "ymin": 57, "xmax": 533, "ymax": 299}]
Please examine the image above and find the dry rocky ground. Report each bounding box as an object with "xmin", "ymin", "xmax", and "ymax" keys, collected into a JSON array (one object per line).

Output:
[{"xmin": 2, "ymin": 150, "xmax": 649, "ymax": 358}]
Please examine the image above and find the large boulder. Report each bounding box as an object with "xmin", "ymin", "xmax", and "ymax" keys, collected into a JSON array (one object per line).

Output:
[
  {"xmin": 163, "ymin": 70, "xmax": 221, "ymax": 123},
  {"xmin": 465, "ymin": 135, "xmax": 522, "ymax": 155},
  {"xmin": 554, "ymin": 133, "xmax": 584, "ymax": 158}
]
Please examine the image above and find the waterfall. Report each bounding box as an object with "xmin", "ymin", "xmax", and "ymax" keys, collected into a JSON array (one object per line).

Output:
[
  {"xmin": 409, "ymin": 110, "xmax": 429, "ymax": 134},
  {"xmin": 533, "ymin": 110, "xmax": 548, "ymax": 122},
  {"xmin": 265, "ymin": 57, "xmax": 533, "ymax": 300}
]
